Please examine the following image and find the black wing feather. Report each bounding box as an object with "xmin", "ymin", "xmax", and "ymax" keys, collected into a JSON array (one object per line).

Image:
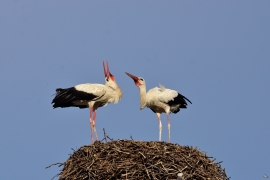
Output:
[
  {"xmin": 167, "ymin": 93, "xmax": 192, "ymax": 114},
  {"xmin": 52, "ymin": 87, "xmax": 97, "ymax": 108}
]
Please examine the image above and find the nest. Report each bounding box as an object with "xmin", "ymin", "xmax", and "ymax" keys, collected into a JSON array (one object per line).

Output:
[{"xmin": 47, "ymin": 138, "xmax": 229, "ymax": 180}]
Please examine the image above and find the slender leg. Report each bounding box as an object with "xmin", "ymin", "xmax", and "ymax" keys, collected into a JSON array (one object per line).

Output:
[
  {"xmin": 156, "ymin": 113, "xmax": 162, "ymax": 141},
  {"xmin": 166, "ymin": 113, "xmax": 171, "ymax": 143},
  {"xmin": 89, "ymin": 107, "xmax": 94, "ymax": 144},
  {"xmin": 92, "ymin": 110, "xmax": 99, "ymax": 141}
]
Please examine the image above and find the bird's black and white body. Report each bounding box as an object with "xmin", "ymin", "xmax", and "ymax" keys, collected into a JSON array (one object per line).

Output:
[
  {"xmin": 125, "ymin": 72, "xmax": 191, "ymax": 142},
  {"xmin": 52, "ymin": 61, "xmax": 122, "ymax": 143}
]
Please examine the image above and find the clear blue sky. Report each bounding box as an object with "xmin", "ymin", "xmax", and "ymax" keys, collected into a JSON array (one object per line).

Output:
[{"xmin": 1, "ymin": 1, "xmax": 269, "ymax": 179}]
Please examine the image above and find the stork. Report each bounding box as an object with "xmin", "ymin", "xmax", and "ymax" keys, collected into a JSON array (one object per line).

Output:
[
  {"xmin": 52, "ymin": 61, "xmax": 122, "ymax": 144},
  {"xmin": 125, "ymin": 72, "xmax": 192, "ymax": 142}
]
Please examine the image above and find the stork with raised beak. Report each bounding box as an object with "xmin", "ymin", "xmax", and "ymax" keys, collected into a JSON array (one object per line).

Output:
[
  {"xmin": 125, "ymin": 72, "xmax": 192, "ymax": 142},
  {"xmin": 52, "ymin": 61, "xmax": 122, "ymax": 144}
]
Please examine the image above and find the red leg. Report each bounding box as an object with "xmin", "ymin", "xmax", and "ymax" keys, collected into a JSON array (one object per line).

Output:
[
  {"xmin": 156, "ymin": 113, "xmax": 162, "ymax": 141},
  {"xmin": 93, "ymin": 110, "xmax": 99, "ymax": 140},
  {"xmin": 166, "ymin": 114, "xmax": 171, "ymax": 143},
  {"xmin": 89, "ymin": 107, "xmax": 94, "ymax": 144}
]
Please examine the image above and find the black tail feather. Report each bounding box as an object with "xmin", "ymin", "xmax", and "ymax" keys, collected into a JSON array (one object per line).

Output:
[{"xmin": 168, "ymin": 93, "xmax": 191, "ymax": 114}]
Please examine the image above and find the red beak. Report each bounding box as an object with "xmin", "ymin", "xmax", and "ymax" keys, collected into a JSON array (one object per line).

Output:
[
  {"xmin": 103, "ymin": 61, "xmax": 109, "ymax": 78},
  {"xmin": 125, "ymin": 72, "xmax": 139, "ymax": 81},
  {"xmin": 103, "ymin": 61, "xmax": 114, "ymax": 80},
  {"xmin": 125, "ymin": 72, "xmax": 141, "ymax": 86}
]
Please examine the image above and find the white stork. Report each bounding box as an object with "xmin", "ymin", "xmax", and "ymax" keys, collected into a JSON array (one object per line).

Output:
[
  {"xmin": 52, "ymin": 61, "xmax": 122, "ymax": 144},
  {"xmin": 125, "ymin": 72, "xmax": 192, "ymax": 142}
]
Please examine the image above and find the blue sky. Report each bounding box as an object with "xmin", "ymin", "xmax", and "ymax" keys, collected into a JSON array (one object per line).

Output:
[{"xmin": 1, "ymin": 1, "xmax": 269, "ymax": 179}]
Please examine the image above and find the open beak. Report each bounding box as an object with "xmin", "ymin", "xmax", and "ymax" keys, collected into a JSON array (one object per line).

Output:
[
  {"xmin": 103, "ymin": 61, "xmax": 114, "ymax": 80},
  {"xmin": 125, "ymin": 72, "xmax": 141, "ymax": 86}
]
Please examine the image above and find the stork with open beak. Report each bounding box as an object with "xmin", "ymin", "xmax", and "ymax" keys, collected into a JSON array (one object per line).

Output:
[
  {"xmin": 52, "ymin": 61, "xmax": 122, "ymax": 144},
  {"xmin": 125, "ymin": 72, "xmax": 192, "ymax": 142}
]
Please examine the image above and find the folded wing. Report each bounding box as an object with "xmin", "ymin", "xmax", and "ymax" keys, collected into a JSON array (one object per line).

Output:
[{"xmin": 52, "ymin": 84, "xmax": 106, "ymax": 108}]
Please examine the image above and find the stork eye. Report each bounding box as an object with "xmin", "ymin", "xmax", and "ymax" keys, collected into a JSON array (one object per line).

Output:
[{"xmin": 140, "ymin": 78, "xmax": 144, "ymax": 81}]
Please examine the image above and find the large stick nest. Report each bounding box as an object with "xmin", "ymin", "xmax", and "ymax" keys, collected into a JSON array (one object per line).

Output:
[{"xmin": 48, "ymin": 139, "xmax": 229, "ymax": 180}]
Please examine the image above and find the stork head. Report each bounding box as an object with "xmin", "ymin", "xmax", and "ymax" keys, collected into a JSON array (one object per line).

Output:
[
  {"xmin": 125, "ymin": 72, "xmax": 145, "ymax": 87},
  {"xmin": 103, "ymin": 61, "xmax": 115, "ymax": 82}
]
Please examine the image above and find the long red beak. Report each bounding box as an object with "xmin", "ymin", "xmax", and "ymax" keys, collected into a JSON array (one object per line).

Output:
[
  {"xmin": 125, "ymin": 72, "xmax": 139, "ymax": 81},
  {"xmin": 125, "ymin": 72, "xmax": 141, "ymax": 86},
  {"xmin": 103, "ymin": 61, "xmax": 114, "ymax": 80},
  {"xmin": 103, "ymin": 61, "xmax": 109, "ymax": 78}
]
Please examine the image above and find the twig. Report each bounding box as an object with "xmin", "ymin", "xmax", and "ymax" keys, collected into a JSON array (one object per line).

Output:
[
  {"xmin": 45, "ymin": 162, "xmax": 63, "ymax": 169},
  {"xmin": 103, "ymin": 128, "xmax": 107, "ymax": 142}
]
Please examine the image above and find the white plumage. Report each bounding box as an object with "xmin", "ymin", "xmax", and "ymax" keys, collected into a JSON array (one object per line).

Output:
[
  {"xmin": 177, "ymin": 173, "xmax": 185, "ymax": 180},
  {"xmin": 157, "ymin": 84, "xmax": 179, "ymax": 103},
  {"xmin": 75, "ymin": 84, "xmax": 106, "ymax": 95}
]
